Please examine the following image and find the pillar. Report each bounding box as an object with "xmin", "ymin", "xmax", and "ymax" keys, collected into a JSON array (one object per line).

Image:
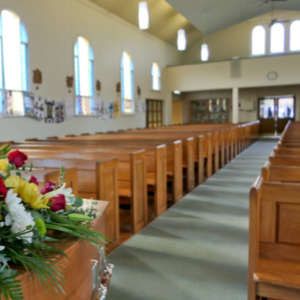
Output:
[{"xmin": 232, "ymin": 87, "xmax": 239, "ymax": 124}]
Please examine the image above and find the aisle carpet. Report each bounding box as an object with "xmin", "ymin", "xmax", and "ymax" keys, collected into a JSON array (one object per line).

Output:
[{"xmin": 106, "ymin": 141, "xmax": 277, "ymax": 300}]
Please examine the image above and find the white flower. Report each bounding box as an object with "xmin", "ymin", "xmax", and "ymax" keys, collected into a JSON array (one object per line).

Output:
[
  {"xmin": 5, "ymin": 190, "xmax": 35, "ymax": 244},
  {"xmin": 44, "ymin": 183, "xmax": 73, "ymax": 198},
  {"xmin": 0, "ymin": 239, "xmax": 4, "ymax": 251}
]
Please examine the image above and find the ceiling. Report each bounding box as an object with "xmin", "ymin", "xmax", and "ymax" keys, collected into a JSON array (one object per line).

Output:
[
  {"xmin": 165, "ymin": 0, "xmax": 300, "ymax": 35},
  {"xmin": 89, "ymin": 0, "xmax": 203, "ymax": 49}
]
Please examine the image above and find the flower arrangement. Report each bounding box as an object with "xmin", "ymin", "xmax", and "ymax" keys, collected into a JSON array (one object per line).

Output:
[{"xmin": 0, "ymin": 145, "xmax": 107, "ymax": 300}]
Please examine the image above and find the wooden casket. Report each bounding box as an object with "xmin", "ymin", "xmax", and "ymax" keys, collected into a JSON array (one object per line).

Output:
[{"xmin": 3, "ymin": 200, "xmax": 111, "ymax": 300}]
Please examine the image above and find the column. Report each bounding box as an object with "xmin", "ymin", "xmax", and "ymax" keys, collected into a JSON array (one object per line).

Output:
[
  {"xmin": 232, "ymin": 87, "xmax": 239, "ymax": 124},
  {"xmin": 164, "ymin": 91, "xmax": 173, "ymax": 125},
  {"xmin": 265, "ymin": 25, "xmax": 270, "ymax": 54}
]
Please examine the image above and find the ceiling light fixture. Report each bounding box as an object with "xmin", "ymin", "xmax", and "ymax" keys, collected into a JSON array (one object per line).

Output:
[
  {"xmin": 139, "ymin": 2, "xmax": 149, "ymax": 30},
  {"xmin": 201, "ymin": 43, "xmax": 209, "ymax": 61},
  {"xmin": 173, "ymin": 90, "xmax": 181, "ymax": 95},
  {"xmin": 177, "ymin": 29, "xmax": 186, "ymax": 51}
]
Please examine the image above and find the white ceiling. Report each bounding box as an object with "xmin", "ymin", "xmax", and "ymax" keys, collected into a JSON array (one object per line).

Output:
[{"xmin": 165, "ymin": 0, "xmax": 300, "ymax": 35}]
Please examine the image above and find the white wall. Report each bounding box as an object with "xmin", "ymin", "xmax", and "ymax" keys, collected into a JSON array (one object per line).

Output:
[
  {"xmin": 0, "ymin": 0, "xmax": 182, "ymax": 141},
  {"xmin": 167, "ymin": 53, "xmax": 300, "ymax": 92}
]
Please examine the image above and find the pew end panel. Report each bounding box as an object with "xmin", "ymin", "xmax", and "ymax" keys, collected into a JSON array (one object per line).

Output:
[
  {"xmin": 197, "ymin": 135, "xmax": 205, "ymax": 185},
  {"xmin": 172, "ymin": 141, "xmax": 183, "ymax": 203},
  {"xmin": 185, "ymin": 137, "xmax": 195, "ymax": 193},
  {"xmin": 154, "ymin": 145, "xmax": 167, "ymax": 217},
  {"xmin": 131, "ymin": 150, "xmax": 148, "ymax": 233},
  {"xmin": 96, "ymin": 158, "xmax": 120, "ymax": 245},
  {"xmin": 206, "ymin": 133, "xmax": 212, "ymax": 178},
  {"xmin": 249, "ymin": 177, "xmax": 300, "ymax": 300}
]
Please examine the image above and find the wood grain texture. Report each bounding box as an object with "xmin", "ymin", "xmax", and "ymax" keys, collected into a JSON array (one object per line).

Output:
[{"xmin": 2, "ymin": 200, "xmax": 108, "ymax": 300}]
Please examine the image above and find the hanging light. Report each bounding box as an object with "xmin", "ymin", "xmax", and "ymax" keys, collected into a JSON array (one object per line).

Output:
[
  {"xmin": 201, "ymin": 43, "xmax": 209, "ymax": 61},
  {"xmin": 177, "ymin": 29, "xmax": 186, "ymax": 51},
  {"xmin": 139, "ymin": 2, "xmax": 149, "ymax": 30}
]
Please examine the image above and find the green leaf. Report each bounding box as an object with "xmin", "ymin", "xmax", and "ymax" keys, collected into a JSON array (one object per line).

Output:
[
  {"xmin": 74, "ymin": 197, "xmax": 83, "ymax": 208},
  {"xmin": 48, "ymin": 211, "xmax": 74, "ymax": 225}
]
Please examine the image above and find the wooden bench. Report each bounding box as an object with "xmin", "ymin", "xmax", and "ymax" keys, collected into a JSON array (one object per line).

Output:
[
  {"xmin": 249, "ymin": 176, "xmax": 300, "ymax": 300},
  {"xmin": 10, "ymin": 143, "xmax": 168, "ymax": 217},
  {"xmin": 22, "ymin": 156, "xmax": 120, "ymax": 245},
  {"xmin": 26, "ymin": 152, "xmax": 147, "ymax": 235},
  {"xmin": 262, "ymin": 160, "xmax": 300, "ymax": 184},
  {"xmin": 15, "ymin": 139, "xmax": 184, "ymax": 203}
]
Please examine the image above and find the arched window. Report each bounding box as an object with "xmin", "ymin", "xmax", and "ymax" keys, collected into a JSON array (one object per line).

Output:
[
  {"xmin": 121, "ymin": 52, "xmax": 134, "ymax": 113},
  {"xmin": 252, "ymin": 25, "xmax": 266, "ymax": 55},
  {"xmin": 270, "ymin": 23, "xmax": 285, "ymax": 53},
  {"xmin": 0, "ymin": 10, "xmax": 28, "ymax": 91},
  {"xmin": 74, "ymin": 36, "xmax": 94, "ymax": 97},
  {"xmin": 151, "ymin": 62, "xmax": 161, "ymax": 91},
  {"xmin": 290, "ymin": 20, "xmax": 300, "ymax": 51},
  {"xmin": 74, "ymin": 37, "xmax": 94, "ymax": 115}
]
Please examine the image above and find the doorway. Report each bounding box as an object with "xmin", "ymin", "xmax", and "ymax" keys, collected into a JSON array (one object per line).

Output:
[
  {"xmin": 258, "ymin": 96, "xmax": 295, "ymax": 134},
  {"xmin": 146, "ymin": 99, "xmax": 163, "ymax": 128},
  {"xmin": 172, "ymin": 101, "xmax": 183, "ymax": 125}
]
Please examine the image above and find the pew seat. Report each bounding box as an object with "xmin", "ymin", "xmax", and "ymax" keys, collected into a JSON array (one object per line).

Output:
[{"xmin": 254, "ymin": 258, "xmax": 300, "ymax": 291}]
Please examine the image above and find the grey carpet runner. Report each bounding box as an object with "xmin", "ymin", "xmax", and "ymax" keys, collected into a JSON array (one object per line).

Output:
[{"xmin": 106, "ymin": 141, "xmax": 277, "ymax": 300}]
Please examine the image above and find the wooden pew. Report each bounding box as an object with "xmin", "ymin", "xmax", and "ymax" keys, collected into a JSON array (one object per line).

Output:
[
  {"xmin": 25, "ymin": 157, "xmax": 120, "ymax": 245},
  {"xmin": 13, "ymin": 139, "xmax": 184, "ymax": 203},
  {"xmin": 269, "ymin": 151, "xmax": 300, "ymax": 167},
  {"xmin": 27, "ymin": 153, "xmax": 147, "ymax": 235},
  {"xmin": 262, "ymin": 161, "xmax": 300, "ymax": 184},
  {"xmin": 249, "ymin": 176, "xmax": 300, "ymax": 300},
  {"xmin": 13, "ymin": 144, "xmax": 168, "ymax": 217},
  {"xmin": 59, "ymin": 133, "xmax": 195, "ymax": 192}
]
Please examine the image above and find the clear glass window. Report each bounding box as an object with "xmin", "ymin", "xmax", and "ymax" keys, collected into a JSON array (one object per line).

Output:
[
  {"xmin": 290, "ymin": 20, "xmax": 300, "ymax": 51},
  {"xmin": 252, "ymin": 25, "xmax": 266, "ymax": 55},
  {"xmin": 74, "ymin": 37, "xmax": 94, "ymax": 115},
  {"xmin": 259, "ymin": 99, "xmax": 275, "ymax": 119},
  {"xmin": 151, "ymin": 62, "xmax": 161, "ymax": 91},
  {"xmin": 121, "ymin": 52, "xmax": 134, "ymax": 113},
  {"xmin": 278, "ymin": 98, "xmax": 294, "ymax": 119},
  {"xmin": 1, "ymin": 10, "xmax": 28, "ymax": 91},
  {"xmin": 270, "ymin": 23, "xmax": 285, "ymax": 53}
]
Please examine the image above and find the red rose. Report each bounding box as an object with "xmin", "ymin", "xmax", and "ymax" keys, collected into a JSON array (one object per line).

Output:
[
  {"xmin": 29, "ymin": 176, "xmax": 39, "ymax": 186},
  {"xmin": 0, "ymin": 178, "xmax": 7, "ymax": 200},
  {"xmin": 8, "ymin": 150, "xmax": 28, "ymax": 168},
  {"xmin": 41, "ymin": 186, "xmax": 53, "ymax": 195},
  {"xmin": 49, "ymin": 194, "xmax": 66, "ymax": 212}
]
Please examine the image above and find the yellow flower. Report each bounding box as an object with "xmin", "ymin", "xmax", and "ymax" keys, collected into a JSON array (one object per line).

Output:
[
  {"xmin": 0, "ymin": 160, "xmax": 8, "ymax": 172},
  {"xmin": 19, "ymin": 181, "xmax": 49, "ymax": 209},
  {"xmin": 5, "ymin": 175, "xmax": 49, "ymax": 209},
  {"xmin": 5, "ymin": 175, "xmax": 24, "ymax": 194}
]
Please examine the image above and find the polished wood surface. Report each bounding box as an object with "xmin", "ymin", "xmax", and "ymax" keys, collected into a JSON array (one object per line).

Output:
[
  {"xmin": 1, "ymin": 200, "xmax": 108, "ymax": 300},
  {"xmin": 249, "ymin": 121, "xmax": 300, "ymax": 300}
]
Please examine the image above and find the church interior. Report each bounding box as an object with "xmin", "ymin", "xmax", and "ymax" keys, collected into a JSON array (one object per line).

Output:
[{"xmin": 0, "ymin": 0, "xmax": 300, "ymax": 299}]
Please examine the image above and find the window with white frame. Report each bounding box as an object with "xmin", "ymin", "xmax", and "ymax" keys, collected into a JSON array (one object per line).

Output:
[
  {"xmin": 270, "ymin": 23, "xmax": 285, "ymax": 53},
  {"xmin": 151, "ymin": 62, "xmax": 161, "ymax": 91},
  {"xmin": 121, "ymin": 52, "xmax": 134, "ymax": 113},
  {"xmin": 74, "ymin": 36, "xmax": 94, "ymax": 115},
  {"xmin": 252, "ymin": 25, "xmax": 266, "ymax": 55},
  {"xmin": 0, "ymin": 10, "xmax": 28, "ymax": 91},
  {"xmin": 290, "ymin": 20, "xmax": 300, "ymax": 51}
]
